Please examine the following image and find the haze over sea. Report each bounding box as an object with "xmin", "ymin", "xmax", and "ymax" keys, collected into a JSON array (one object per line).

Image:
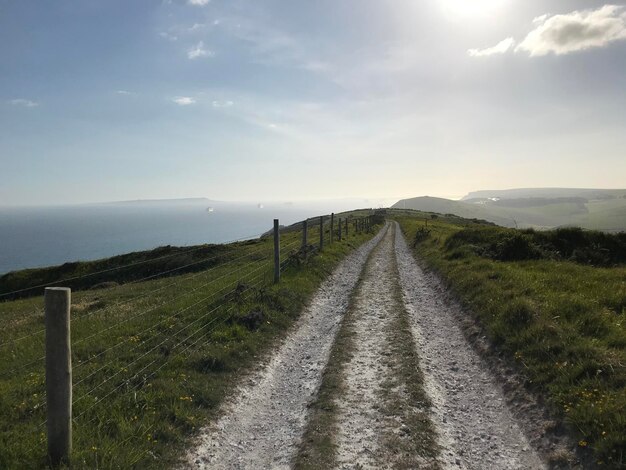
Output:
[{"xmin": 0, "ymin": 198, "xmax": 393, "ymax": 275}]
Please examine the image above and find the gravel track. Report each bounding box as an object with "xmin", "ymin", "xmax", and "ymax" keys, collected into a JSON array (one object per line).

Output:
[
  {"xmin": 394, "ymin": 222, "xmax": 546, "ymax": 470},
  {"xmin": 182, "ymin": 227, "xmax": 387, "ymax": 469}
]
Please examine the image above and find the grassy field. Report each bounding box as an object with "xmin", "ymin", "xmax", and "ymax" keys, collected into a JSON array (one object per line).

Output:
[
  {"xmin": 0, "ymin": 212, "xmax": 380, "ymax": 469},
  {"xmin": 392, "ymin": 209, "xmax": 626, "ymax": 468}
]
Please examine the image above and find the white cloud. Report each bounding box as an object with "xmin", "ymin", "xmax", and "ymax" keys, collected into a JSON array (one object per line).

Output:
[
  {"xmin": 187, "ymin": 41, "xmax": 214, "ymax": 59},
  {"xmin": 159, "ymin": 31, "xmax": 178, "ymax": 41},
  {"xmin": 468, "ymin": 37, "xmax": 515, "ymax": 57},
  {"xmin": 188, "ymin": 23, "xmax": 205, "ymax": 32},
  {"xmin": 188, "ymin": 0, "xmax": 210, "ymax": 5},
  {"xmin": 173, "ymin": 97, "xmax": 196, "ymax": 105},
  {"xmin": 212, "ymin": 100, "xmax": 234, "ymax": 108},
  {"xmin": 9, "ymin": 99, "xmax": 38, "ymax": 107},
  {"xmin": 516, "ymin": 5, "xmax": 626, "ymax": 56},
  {"xmin": 116, "ymin": 90, "xmax": 133, "ymax": 95}
]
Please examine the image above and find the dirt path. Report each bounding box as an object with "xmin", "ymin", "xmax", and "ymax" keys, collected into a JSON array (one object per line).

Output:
[
  {"xmin": 182, "ymin": 226, "xmax": 387, "ymax": 469},
  {"xmin": 394, "ymin": 222, "xmax": 546, "ymax": 469},
  {"xmin": 183, "ymin": 221, "xmax": 547, "ymax": 469}
]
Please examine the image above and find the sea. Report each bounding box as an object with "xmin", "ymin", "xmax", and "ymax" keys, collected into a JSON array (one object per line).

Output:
[{"xmin": 0, "ymin": 198, "xmax": 393, "ymax": 275}]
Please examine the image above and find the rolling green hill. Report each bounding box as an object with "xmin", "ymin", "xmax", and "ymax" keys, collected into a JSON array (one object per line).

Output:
[{"xmin": 393, "ymin": 188, "xmax": 626, "ymax": 232}]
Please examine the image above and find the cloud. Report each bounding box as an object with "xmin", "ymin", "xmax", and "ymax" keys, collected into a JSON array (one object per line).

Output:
[
  {"xmin": 212, "ymin": 100, "xmax": 234, "ymax": 108},
  {"xmin": 188, "ymin": 0, "xmax": 210, "ymax": 5},
  {"xmin": 8, "ymin": 99, "xmax": 38, "ymax": 107},
  {"xmin": 468, "ymin": 37, "xmax": 515, "ymax": 57},
  {"xmin": 188, "ymin": 23, "xmax": 205, "ymax": 32},
  {"xmin": 173, "ymin": 97, "xmax": 196, "ymax": 105},
  {"xmin": 159, "ymin": 31, "xmax": 178, "ymax": 41},
  {"xmin": 187, "ymin": 41, "xmax": 214, "ymax": 59},
  {"xmin": 516, "ymin": 5, "xmax": 626, "ymax": 56},
  {"xmin": 116, "ymin": 90, "xmax": 133, "ymax": 95}
]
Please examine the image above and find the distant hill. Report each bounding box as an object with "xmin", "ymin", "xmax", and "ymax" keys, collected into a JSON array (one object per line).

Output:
[
  {"xmin": 462, "ymin": 188, "xmax": 626, "ymax": 201},
  {"xmin": 393, "ymin": 188, "xmax": 626, "ymax": 232}
]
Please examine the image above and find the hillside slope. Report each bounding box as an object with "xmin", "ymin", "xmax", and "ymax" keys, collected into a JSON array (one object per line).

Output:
[{"xmin": 393, "ymin": 189, "xmax": 626, "ymax": 232}]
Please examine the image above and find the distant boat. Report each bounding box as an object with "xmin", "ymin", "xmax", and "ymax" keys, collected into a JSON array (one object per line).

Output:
[
  {"xmin": 257, "ymin": 203, "xmax": 264, "ymax": 209},
  {"xmin": 206, "ymin": 207, "xmax": 214, "ymax": 212}
]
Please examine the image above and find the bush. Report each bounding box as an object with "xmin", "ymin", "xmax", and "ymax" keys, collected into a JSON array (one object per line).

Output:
[
  {"xmin": 413, "ymin": 227, "xmax": 431, "ymax": 246},
  {"xmin": 444, "ymin": 226, "xmax": 626, "ymax": 266},
  {"xmin": 493, "ymin": 233, "xmax": 542, "ymax": 261}
]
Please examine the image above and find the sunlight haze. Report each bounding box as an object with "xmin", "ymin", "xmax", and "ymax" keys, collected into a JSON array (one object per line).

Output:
[{"xmin": 1, "ymin": 0, "xmax": 625, "ymax": 205}]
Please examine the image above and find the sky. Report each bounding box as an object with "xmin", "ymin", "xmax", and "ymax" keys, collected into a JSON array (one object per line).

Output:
[{"xmin": 1, "ymin": 0, "xmax": 625, "ymax": 205}]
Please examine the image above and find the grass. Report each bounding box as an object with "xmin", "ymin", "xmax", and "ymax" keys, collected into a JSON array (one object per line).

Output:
[
  {"xmin": 0, "ymin": 213, "xmax": 380, "ymax": 469},
  {"xmin": 392, "ymin": 210, "xmax": 626, "ymax": 468}
]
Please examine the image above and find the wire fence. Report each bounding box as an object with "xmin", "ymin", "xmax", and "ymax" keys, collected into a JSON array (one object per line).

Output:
[{"xmin": 0, "ymin": 211, "xmax": 379, "ymax": 467}]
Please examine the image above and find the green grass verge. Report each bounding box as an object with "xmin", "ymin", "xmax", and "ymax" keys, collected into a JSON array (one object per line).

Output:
[
  {"xmin": 393, "ymin": 212, "xmax": 626, "ymax": 468},
  {"xmin": 0, "ymin": 219, "xmax": 380, "ymax": 469}
]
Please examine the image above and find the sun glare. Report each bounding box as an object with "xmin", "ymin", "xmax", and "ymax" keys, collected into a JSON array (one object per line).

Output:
[{"xmin": 440, "ymin": 0, "xmax": 507, "ymax": 19}]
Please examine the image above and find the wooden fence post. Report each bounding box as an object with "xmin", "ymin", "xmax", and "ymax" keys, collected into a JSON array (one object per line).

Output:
[
  {"xmin": 330, "ymin": 213, "xmax": 334, "ymax": 244},
  {"xmin": 319, "ymin": 216, "xmax": 324, "ymax": 251},
  {"xmin": 45, "ymin": 287, "xmax": 72, "ymax": 467},
  {"xmin": 273, "ymin": 219, "xmax": 280, "ymax": 283},
  {"xmin": 345, "ymin": 218, "xmax": 349, "ymax": 236},
  {"xmin": 302, "ymin": 219, "xmax": 308, "ymax": 251},
  {"xmin": 338, "ymin": 217, "xmax": 342, "ymax": 241}
]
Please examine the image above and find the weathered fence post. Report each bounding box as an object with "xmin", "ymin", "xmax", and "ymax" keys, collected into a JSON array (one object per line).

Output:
[
  {"xmin": 330, "ymin": 213, "xmax": 334, "ymax": 244},
  {"xmin": 302, "ymin": 219, "xmax": 308, "ymax": 251},
  {"xmin": 45, "ymin": 287, "xmax": 72, "ymax": 467},
  {"xmin": 345, "ymin": 218, "xmax": 349, "ymax": 237},
  {"xmin": 338, "ymin": 217, "xmax": 342, "ymax": 241},
  {"xmin": 273, "ymin": 219, "xmax": 280, "ymax": 283},
  {"xmin": 319, "ymin": 216, "xmax": 324, "ymax": 251}
]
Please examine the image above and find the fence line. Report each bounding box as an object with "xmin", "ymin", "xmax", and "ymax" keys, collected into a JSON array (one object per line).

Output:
[
  {"xmin": 0, "ymin": 244, "xmax": 277, "ymax": 380},
  {"xmin": 72, "ymin": 270, "xmax": 270, "ymax": 427},
  {"xmin": 0, "ymin": 241, "xmax": 274, "ymax": 350},
  {"xmin": 71, "ymin": 260, "xmax": 273, "ymax": 392}
]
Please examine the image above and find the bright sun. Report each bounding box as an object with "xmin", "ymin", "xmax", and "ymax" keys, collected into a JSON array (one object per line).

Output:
[{"xmin": 440, "ymin": 0, "xmax": 507, "ymax": 19}]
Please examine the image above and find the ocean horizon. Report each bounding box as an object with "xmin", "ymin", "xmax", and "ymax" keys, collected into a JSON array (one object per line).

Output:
[{"xmin": 0, "ymin": 198, "xmax": 393, "ymax": 275}]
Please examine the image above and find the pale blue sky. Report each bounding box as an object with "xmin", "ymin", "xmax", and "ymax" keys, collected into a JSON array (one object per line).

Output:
[{"xmin": 1, "ymin": 0, "xmax": 625, "ymax": 205}]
